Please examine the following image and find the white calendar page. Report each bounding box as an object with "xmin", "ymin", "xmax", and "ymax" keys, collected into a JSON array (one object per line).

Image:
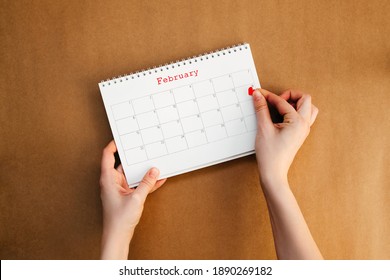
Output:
[{"xmin": 99, "ymin": 43, "xmax": 260, "ymax": 186}]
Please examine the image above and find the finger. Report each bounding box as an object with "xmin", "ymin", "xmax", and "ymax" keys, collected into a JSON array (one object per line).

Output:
[
  {"xmin": 101, "ymin": 140, "xmax": 117, "ymax": 172},
  {"xmin": 133, "ymin": 167, "xmax": 160, "ymax": 202},
  {"xmin": 120, "ymin": 186, "xmax": 135, "ymax": 195},
  {"xmin": 150, "ymin": 178, "xmax": 167, "ymax": 193},
  {"xmin": 310, "ymin": 105, "xmax": 319, "ymax": 126},
  {"xmin": 279, "ymin": 89, "xmax": 306, "ymax": 102},
  {"xmin": 252, "ymin": 89, "xmax": 273, "ymax": 130},
  {"xmin": 296, "ymin": 94, "xmax": 312, "ymax": 122},
  {"xmin": 260, "ymin": 89, "xmax": 296, "ymax": 117},
  {"xmin": 116, "ymin": 164, "xmax": 124, "ymax": 174},
  {"xmin": 257, "ymin": 88, "xmax": 275, "ymax": 97}
]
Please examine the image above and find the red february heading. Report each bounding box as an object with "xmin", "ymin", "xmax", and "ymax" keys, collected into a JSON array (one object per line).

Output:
[{"xmin": 157, "ymin": 70, "xmax": 199, "ymax": 85}]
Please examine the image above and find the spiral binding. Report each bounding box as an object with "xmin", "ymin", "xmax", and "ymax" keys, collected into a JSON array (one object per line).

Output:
[{"xmin": 100, "ymin": 43, "xmax": 249, "ymax": 87}]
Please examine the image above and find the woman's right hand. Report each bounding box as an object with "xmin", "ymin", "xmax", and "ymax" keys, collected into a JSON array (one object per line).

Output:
[{"xmin": 252, "ymin": 88, "xmax": 319, "ymax": 187}]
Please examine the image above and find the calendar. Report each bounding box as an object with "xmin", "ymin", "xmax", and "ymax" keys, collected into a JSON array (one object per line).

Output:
[{"xmin": 99, "ymin": 43, "xmax": 260, "ymax": 186}]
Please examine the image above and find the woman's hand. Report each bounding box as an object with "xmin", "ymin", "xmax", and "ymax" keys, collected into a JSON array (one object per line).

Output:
[
  {"xmin": 253, "ymin": 88, "xmax": 322, "ymax": 259},
  {"xmin": 253, "ymin": 88, "xmax": 318, "ymax": 187},
  {"xmin": 99, "ymin": 140, "xmax": 167, "ymax": 259}
]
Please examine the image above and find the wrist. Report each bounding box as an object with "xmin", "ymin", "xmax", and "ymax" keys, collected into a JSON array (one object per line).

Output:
[
  {"xmin": 258, "ymin": 171, "xmax": 289, "ymax": 193},
  {"xmin": 101, "ymin": 225, "xmax": 134, "ymax": 260},
  {"xmin": 102, "ymin": 219, "xmax": 136, "ymax": 242},
  {"xmin": 259, "ymin": 169, "xmax": 288, "ymax": 186}
]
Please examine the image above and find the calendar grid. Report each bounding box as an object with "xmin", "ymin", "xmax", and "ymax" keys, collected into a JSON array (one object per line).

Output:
[
  {"xmin": 231, "ymin": 70, "xmax": 249, "ymax": 133},
  {"xmin": 111, "ymin": 69, "xmax": 256, "ymax": 166},
  {"xmin": 170, "ymin": 88, "xmax": 190, "ymax": 152},
  {"xmin": 209, "ymin": 78, "xmax": 229, "ymax": 139},
  {"xmin": 190, "ymin": 84, "xmax": 209, "ymax": 143}
]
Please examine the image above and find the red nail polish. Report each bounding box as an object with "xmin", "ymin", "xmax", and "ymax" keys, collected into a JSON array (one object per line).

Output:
[{"xmin": 248, "ymin": 86, "xmax": 254, "ymax": 95}]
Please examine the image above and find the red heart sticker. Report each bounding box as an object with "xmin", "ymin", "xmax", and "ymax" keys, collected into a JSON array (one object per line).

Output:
[{"xmin": 248, "ymin": 86, "xmax": 254, "ymax": 95}]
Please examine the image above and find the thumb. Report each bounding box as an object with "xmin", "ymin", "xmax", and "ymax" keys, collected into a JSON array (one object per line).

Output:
[
  {"xmin": 133, "ymin": 167, "xmax": 160, "ymax": 203},
  {"xmin": 252, "ymin": 89, "xmax": 272, "ymax": 131}
]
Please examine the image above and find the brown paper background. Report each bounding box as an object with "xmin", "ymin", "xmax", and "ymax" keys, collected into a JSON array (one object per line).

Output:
[{"xmin": 1, "ymin": 0, "xmax": 389, "ymax": 259}]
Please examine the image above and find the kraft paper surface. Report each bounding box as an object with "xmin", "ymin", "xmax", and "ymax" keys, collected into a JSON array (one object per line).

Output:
[{"xmin": 1, "ymin": 0, "xmax": 389, "ymax": 259}]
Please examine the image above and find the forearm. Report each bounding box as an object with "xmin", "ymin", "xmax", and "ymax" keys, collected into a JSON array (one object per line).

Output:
[
  {"xmin": 260, "ymin": 176, "xmax": 323, "ymax": 260},
  {"xmin": 100, "ymin": 225, "xmax": 134, "ymax": 260}
]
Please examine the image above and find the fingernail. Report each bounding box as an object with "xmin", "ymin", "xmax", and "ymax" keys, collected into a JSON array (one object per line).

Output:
[
  {"xmin": 149, "ymin": 168, "xmax": 159, "ymax": 178},
  {"xmin": 248, "ymin": 86, "xmax": 254, "ymax": 95}
]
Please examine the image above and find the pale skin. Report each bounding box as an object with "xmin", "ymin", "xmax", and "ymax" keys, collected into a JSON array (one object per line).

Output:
[{"xmin": 100, "ymin": 88, "xmax": 322, "ymax": 260}]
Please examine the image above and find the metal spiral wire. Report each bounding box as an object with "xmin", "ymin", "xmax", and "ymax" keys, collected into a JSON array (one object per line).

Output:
[{"xmin": 100, "ymin": 43, "xmax": 248, "ymax": 87}]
